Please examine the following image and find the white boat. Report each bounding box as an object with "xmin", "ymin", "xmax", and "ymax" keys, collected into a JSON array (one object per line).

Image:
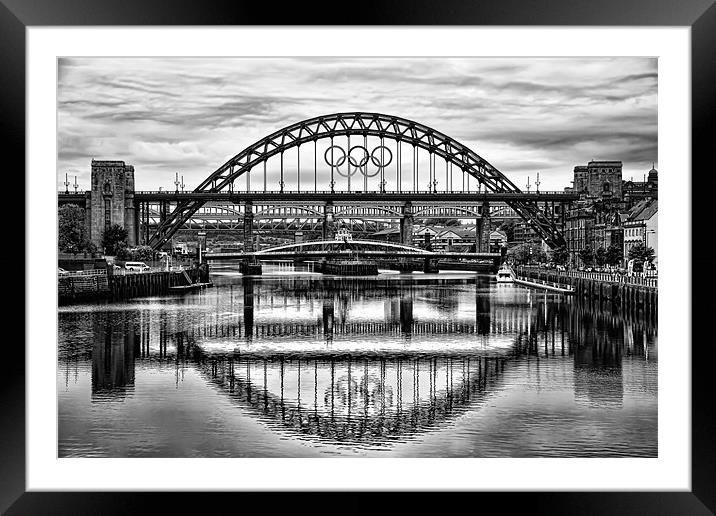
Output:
[{"xmin": 495, "ymin": 263, "xmax": 516, "ymax": 283}]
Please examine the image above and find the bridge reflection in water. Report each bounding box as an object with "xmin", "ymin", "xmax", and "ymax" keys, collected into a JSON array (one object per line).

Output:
[{"xmin": 58, "ymin": 275, "xmax": 657, "ymax": 455}]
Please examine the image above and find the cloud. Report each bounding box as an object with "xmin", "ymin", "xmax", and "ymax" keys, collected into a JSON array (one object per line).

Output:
[{"xmin": 57, "ymin": 57, "xmax": 657, "ymax": 191}]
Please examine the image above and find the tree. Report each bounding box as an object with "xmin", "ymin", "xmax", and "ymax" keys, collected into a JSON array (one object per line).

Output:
[
  {"xmin": 507, "ymin": 242, "xmax": 546, "ymax": 265},
  {"xmin": 498, "ymin": 220, "xmax": 516, "ymax": 242},
  {"xmin": 58, "ymin": 204, "xmax": 88, "ymax": 253},
  {"xmin": 506, "ymin": 243, "xmax": 530, "ymax": 264},
  {"xmin": 116, "ymin": 244, "xmax": 154, "ymax": 262},
  {"xmin": 533, "ymin": 247, "xmax": 548, "ymax": 264},
  {"xmin": 578, "ymin": 246, "xmax": 594, "ymax": 266},
  {"xmin": 605, "ymin": 244, "xmax": 623, "ymax": 266},
  {"xmin": 550, "ymin": 246, "xmax": 569, "ymax": 265},
  {"xmin": 116, "ymin": 245, "xmax": 132, "ymax": 261},
  {"xmin": 132, "ymin": 245, "xmax": 154, "ymax": 261},
  {"xmin": 628, "ymin": 242, "xmax": 655, "ymax": 263},
  {"xmin": 101, "ymin": 224, "xmax": 128, "ymax": 255},
  {"xmin": 594, "ymin": 247, "xmax": 608, "ymax": 266}
]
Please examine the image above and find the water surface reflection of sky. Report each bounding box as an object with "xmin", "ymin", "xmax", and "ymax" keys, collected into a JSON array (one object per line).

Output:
[{"xmin": 58, "ymin": 273, "xmax": 657, "ymax": 457}]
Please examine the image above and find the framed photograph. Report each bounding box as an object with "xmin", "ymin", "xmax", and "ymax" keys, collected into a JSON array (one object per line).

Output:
[{"xmin": 6, "ymin": 0, "xmax": 712, "ymax": 513}]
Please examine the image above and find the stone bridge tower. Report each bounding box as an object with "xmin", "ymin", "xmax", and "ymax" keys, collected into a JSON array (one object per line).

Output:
[{"xmin": 89, "ymin": 160, "xmax": 137, "ymax": 249}]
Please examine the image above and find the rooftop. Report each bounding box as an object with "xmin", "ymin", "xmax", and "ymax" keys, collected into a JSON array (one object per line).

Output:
[
  {"xmin": 91, "ymin": 160, "xmax": 127, "ymax": 166},
  {"xmin": 626, "ymin": 199, "xmax": 657, "ymax": 221}
]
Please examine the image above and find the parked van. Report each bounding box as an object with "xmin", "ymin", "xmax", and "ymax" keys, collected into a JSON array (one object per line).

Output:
[{"xmin": 125, "ymin": 261, "xmax": 150, "ymax": 272}]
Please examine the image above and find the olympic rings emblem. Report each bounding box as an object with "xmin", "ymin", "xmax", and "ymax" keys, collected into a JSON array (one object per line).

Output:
[{"xmin": 324, "ymin": 145, "xmax": 393, "ymax": 178}]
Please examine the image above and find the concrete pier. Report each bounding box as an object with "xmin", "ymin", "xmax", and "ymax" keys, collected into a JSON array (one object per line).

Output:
[
  {"xmin": 239, "ymin": 261, "xmax": 263, "ymax": 275},
  {"xmin": 321, "ymin": 260, "xmax": 379, "ymax": 276}
]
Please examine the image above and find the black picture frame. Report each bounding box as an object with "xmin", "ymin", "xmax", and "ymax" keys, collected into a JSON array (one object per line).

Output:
[{"xmin": 3, "ymin": 0, "xmax": 712, "ymax": 513}]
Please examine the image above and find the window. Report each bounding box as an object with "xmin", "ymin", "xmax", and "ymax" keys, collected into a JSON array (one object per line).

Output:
[{"xmin": 104, "ymin": 199, "xmax": 111, "ymax": 230}]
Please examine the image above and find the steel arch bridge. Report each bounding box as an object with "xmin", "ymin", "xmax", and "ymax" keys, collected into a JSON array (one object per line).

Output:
[
  {"xmin": 140, "ymin": 201, "xmax": 520, "ymax": 233},
  {"xmin": 147, "ymin": 112, "xmax": 567, "ymax": 250}
]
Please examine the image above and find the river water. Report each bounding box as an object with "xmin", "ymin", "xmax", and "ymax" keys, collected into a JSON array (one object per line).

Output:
[{"xmin": 58, "ymin": 268, "xmax": 657, "ymax": 457}]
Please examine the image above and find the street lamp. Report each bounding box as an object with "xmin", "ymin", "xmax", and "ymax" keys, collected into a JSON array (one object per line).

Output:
[{"xmin": 197, "ymin": 231, "xmax": 207, "ymax": 264}]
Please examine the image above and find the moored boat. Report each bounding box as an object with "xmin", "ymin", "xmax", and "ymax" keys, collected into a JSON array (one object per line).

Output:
[{"xmin": 495, "ymin": 263, "xmax": 516, "ymax": 283}]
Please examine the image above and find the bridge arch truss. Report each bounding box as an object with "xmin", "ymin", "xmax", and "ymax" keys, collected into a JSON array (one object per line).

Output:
[{"xmin": 148, "ymin": 112, "xmax": 568, "ymax": 249}]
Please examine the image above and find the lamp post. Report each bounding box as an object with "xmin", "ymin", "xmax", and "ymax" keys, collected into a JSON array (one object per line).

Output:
[{"xmin": 197, "ymin": 231, "xmax": 206, "ymax": 264}]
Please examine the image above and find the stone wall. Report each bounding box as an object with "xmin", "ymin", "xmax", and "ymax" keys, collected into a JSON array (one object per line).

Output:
[{"xmin": 89, "ymin": 160, "xmax": 136, "ymax": 248}]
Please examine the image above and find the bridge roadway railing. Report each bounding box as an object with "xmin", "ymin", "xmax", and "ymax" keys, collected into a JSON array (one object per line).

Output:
[
  {"xmin": 125, "ymin": 189, "xmax": 573, "ymax": 196},
  {"xmin": 58, "ymin": 190, "xmax": 578, "ymax": 200},
  {"xmin": 188, "ymin": 319, "xmax": 528, "ymax": 341}
]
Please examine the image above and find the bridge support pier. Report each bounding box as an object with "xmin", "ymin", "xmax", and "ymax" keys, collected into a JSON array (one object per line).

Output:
[
  {"xmin": 133, "ymin": 200, "xmax": 140, "ymax": 248},
  {"xmin": 322, "ymin": 202, "xmax": 335, "ymax": 240},
  {"xmin": 423, "ymin": 258, "xmax": 438, "ymax": 273},
  {"xmin": 240, "ymin": 260, "xmax": 262, "ymax": 276},
  {"xmin": 243, "ymin": 201, "xmax": 254, "ymax": 252},
  {"xmin": 479, "ymin": 201, "xmax": 491, "ymax": 252},
  {"xmin": 400, "ymin": 202, "xmax": 414, "ymax": 246}
]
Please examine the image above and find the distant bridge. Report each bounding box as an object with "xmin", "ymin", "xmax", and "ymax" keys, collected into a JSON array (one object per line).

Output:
[{"xmin": 205, "ymin": 239, "xmax": 500, "ymax": 261}]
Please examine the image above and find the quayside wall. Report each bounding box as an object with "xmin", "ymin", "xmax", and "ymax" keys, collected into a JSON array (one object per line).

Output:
[
  {"xmin": 516, "ymin": 267, "xmax": 657, "ymax": 319},
  {"xmin": 59, "ymin": 268, "xmax": 201, "ymax": 304}
]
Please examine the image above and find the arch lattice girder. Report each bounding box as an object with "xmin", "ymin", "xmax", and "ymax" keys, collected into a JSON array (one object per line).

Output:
[
  {"xmin": 412, "ymin": 206, "xmax": 482, "ymax": 218},
  {"xmin": 253, "ymin": 220, "xmax": 381, "ymax": 233},
  {"xmin": 332, "ymin": 206, "xmax": 402, "ymax": 218},
  {"xmin": 148, "ymin": 112, "xmax": 565, "ymax": 249},
  {"xmin": 143, "ymin": 218, "xmax": 385, "ymax": 233},
  {"xmin": 254, "ymin": 205, "xmax": 324, "ymax": 218}
]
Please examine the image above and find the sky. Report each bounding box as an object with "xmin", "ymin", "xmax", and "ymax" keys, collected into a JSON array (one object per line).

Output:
[{"xmin": 57, "ymin": 57, "xmax": 657, "ymax": 192}]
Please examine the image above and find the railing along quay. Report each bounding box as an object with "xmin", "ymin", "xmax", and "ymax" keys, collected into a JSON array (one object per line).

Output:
[
  {"xmin": 515, "ymin": 266, "xmax": 657, "ymax": 320},
  {"xmin": 518, "ymin": 267, "xmax": 657, "ymax": 289}
]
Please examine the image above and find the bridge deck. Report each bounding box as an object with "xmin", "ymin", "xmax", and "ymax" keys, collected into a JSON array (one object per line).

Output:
[
  {"xmin": 59, "ymin": 190, "xmax": 579, "ymax": 203},
  {"xmin": 206, "ymin": 251, "xmax": 500, "ymax": 260}
]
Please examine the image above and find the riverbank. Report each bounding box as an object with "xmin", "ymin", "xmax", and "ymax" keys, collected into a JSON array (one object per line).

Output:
[
  {"xmin": 516, "ymin": 266, "xmax": 657, "ymax": 320},
  {"xmin": 59, "ymin": 268, "xmax": 203, "ymax": 304}
]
